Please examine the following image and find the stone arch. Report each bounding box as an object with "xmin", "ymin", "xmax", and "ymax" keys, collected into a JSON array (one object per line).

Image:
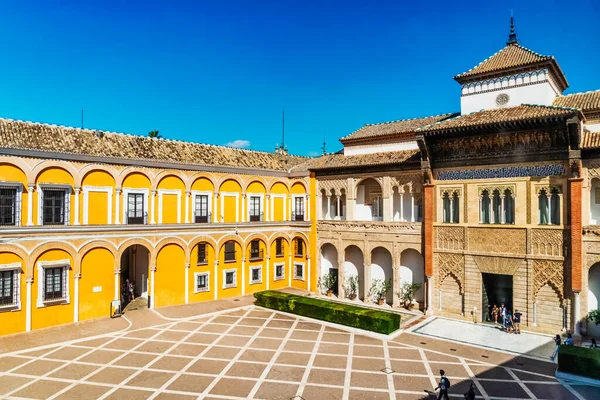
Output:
[
  {"xmin": 217, "ymin": 175, "xmax": 243, "ymax": 191},
  {"xmin": 371, "ymin": 246, "xmax": 393, "ymax": 304},
  {"xmin": 28, "ymin": 241, "xmax": 78, "ymax": 277},
  {"xmin": 243, "ymin": 232, "xmax": 270, "ymax": 252},
  {"xmin": 153, "ymin": 236, "xmax": 189, "ymax": 265},
  {"xmin": 186, "ymin": 172, "xmax": 217, "ymax": 192},
  {"xmin": 268, "ymin": 233, "xmax": 291, "ymax": 247},
  {"xmin": 400, "ymin": 248, "xmax": 424, "ymax": 303},
  {"xmin": 320, "ymin": 243, "xmax": 339, "ymax": 294},
  {"xmin": 243, "ymin": 176, "xmax": 269, "ymax": 193},
  {"xmin": 291, "ymin": 180, "xmax": 307, "ymax": 194},
  {"xmin": 0, "ymin": 245, "xmax": 29, "ymax": 277},
  {"xmin": 31, "ymin": 160, "xmax": 78, "ymax": 184},
  {"xmin": 116, "ymin": 166, "xmax": 155, "ymax": 188},
  {"xmin": 344, "ymin": 245, "xmax": 364, "ymax": 301},
  {"xmin": 78, "ymin": 240, "xmax": 118, "ymax": 261},
  {"xmin": 269, "ymin": 179, "xmax": 290, "ymax": 193},
  {"xmin": 76, "ymin": 164, "xmax": 119, "ymax": 187},
  {"xmin": 216, "ymin": 234, "xmax": 244, "ymax": 249},
  {"xmin": 292, "ymin": 231, "xmax": 310, "ymax": 245},
  {"xmin": 116, "ymin": 237, "xmax": 155, "ymax": 264},
  {"xmin": 153, "ymin": 169, "xmax": 189, "ymax": 190},
  {"xmin": 188, "ymin": 235, "xmax": 218, "ymax": 253},
  {"xmin": 0, "ymin": 157, "xmax": 32, "ymax": 182},
  {"xmin": 588, "ymin": 262, "xmax": 600, "ymax": 337}
]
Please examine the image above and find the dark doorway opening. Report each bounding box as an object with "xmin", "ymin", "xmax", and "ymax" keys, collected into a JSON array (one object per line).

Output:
[
  {"xmin": 329, "ymin": 268, "xmax": 339, "ymax": 296},
  {"xmin": 120, "ymin": 245, "xmax": 150, "ymax": 309},
  {"xmin": 481, "ymin": 273, "xmax": 513, "ymax": 323}
]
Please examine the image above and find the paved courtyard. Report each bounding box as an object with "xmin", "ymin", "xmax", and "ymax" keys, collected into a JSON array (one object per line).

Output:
[{"xmin": 0, "ymin": 304, "xmax": 598, "ymax": 400}]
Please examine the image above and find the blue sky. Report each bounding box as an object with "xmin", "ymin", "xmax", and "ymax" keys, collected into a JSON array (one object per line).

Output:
[{"xmin": 0, "ymin": 1, "xmax": 598, "ymax": 156}]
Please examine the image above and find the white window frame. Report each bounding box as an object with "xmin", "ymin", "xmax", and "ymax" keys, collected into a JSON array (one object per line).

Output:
[
  {"xmin": 220, "ymin": 192, "xmax": 239, "ymax": 223},
  {"xmin": 36, "ymin": 259, "xmax": 70, "ymax": 308},
  {"xmin": 0, "ymin": 262, "xmax": 22, "ymax": 311},
  {"xmin": 294, "ymin": 262, "xmax": 305, "ymax": 281},
  {"xmin": 82, "ymin": 186, "xmax": 113, "ymax": 225},
  {"xmin": 223, "ymin": 268, "xmax": 237, "ymax": 289},
  {"xmin": 157, "ymin": 189, "xmax": 182, "ymax": 224},
  {"xmin": 249, "ymin": 265, "xmax": 263, "ymax": 285},
  {"xmin": 292, "ymin": 194, "xmax": 306, "ymax": 221},
  {"xmin": 247, "ymin": 192, "xmax": 264, "ymax": 221},
  {"xmin": 194, "ymin": 272, "xmax": 210, "ymax": 293},
  {"xmin": 273, "ymin": 262, "xmax": 285, "ymax": 281},
  {"xmin": 192, "ymin": 190, "xmax": 212, "ymax": 221},
  {"xmin": 0, "ymin": 182, "xmax": 23, "ymax": 227},
  {"xmin": 122, "ymin": 188, "xmax": 149, "ymax": 223},
  {"xmin": 38, "ymin": 184, "xmax": 72, "ymax": 226}
]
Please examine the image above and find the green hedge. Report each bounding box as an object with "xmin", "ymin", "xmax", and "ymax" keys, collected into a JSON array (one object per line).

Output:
[
  {"xmin": 558, "ymin": 345, "xmax": 600, "ymax": 379},
  {"xmin": 254, "ymin": 291, "xmax": 400, "ymax": 334}
]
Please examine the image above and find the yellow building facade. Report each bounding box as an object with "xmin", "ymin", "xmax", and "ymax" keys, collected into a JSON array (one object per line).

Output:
[{"xmin": 0, "ymin": 119, "xmax": 316, "ymax": 335}]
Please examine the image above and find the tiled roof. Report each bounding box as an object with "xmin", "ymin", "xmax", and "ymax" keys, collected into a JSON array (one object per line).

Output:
[
  {"xmin": 553, "ymin": 90, "xmax": 600, "ymax": 112},
  {"xmin": 454, "ymin": 43, "xmax": 560, "ymax": 81},
  {"xmin": 0, "ymin": 118, "xmax": 306, "ymax": 171},
  {"xmin": 417, "ymin": 105, "xmax": 579, "ymax": 134},
  {"xmin": 298, "ymin": 150, "xmax": 420, "ymax": 171},
  {"xmin": 583, "ymin": 129, "xmax": 600, "ymax": 149},
  {"xmin": 340, "ymin": 113, "xmax": 457, "ymax": 143}
]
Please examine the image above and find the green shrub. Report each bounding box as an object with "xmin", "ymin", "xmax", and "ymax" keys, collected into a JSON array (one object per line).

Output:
[
  {"xmin": 254, "ymin": 290, "xmax": 400, "ymax": 334},
  {"xmin": 558, "ymin": 345, "xmax": 600, "ymax": 379}
]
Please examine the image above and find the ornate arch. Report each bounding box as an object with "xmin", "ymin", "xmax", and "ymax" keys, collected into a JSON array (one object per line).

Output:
[
  {"xmin": 31, "ymin": 160, "xmax": 78, "ymax": 184},
  {"xmin": 437, "ymin": 253, "xmax": 464, "ymax": 293},
  {"xmin": 154, "ymin": 236, "xmax": 189, "ymax": 265},
  {"xmin": 533, "ymin": 260, "xmax": 564, "ymax": 301},
  {"xmin": 186, "ymin": 172, "xmax": 217, "ymax": 192},
  {"xmin": 369, "ymin": 244, "xmax": 394, "ymax": 258},
  {"xmin": 152, "ymin": 169, "xmax": 188, "ymax": 190},
  {"xmin": 116, "ymin": 166, "xmax": 155, "ymax": 188},
  {"xmin": 76, "ymin": 164, "xmax": 119, "ymax": 187},
  {"xmin": 29, "ymin": 241, "xmax": 78, "ymax": 278}
]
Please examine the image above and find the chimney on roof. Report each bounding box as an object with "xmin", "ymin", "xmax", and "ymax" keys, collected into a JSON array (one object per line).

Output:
[{"xmin": 507, "ymin": 11, "xmax": 518, "ymax": 45}]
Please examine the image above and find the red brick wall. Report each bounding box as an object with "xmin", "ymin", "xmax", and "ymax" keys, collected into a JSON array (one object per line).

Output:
[
  {"xmin": 570, "ymin": 178, "xmax": 583, "ymax": 292},
  {"xmin": 424, "ymin": 184, "xmax": 434, "ymax": 277}
]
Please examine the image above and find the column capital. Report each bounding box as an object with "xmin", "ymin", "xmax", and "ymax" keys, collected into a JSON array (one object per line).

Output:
[
  {"xmin": 26, "ymin": 277, "xmax": 34, "ymax": 284},
  {"xmin": 213, "ymin": 261, "xmax": 219, "ymax": 267},
  {"xmin": 186, "ymin": 190, "xmax": 191, "ymax": 196},
  {"xmin": 185, "ymin": 263, "xmax": 191, "ymax": 269},
  {"xmin": 27, "ymin": 183, "xmax": 35, "ymax": 191},
  {"xmin": 114, "ymin": 269, "xmax": 121, "ymax": 275},
  {"xmin": 151, "ymin": 189, "xmax": 157, "ymax": 195},
  {"xmin": 214, "ymin": 192, "xmax": 219, "ymax": 197},
  {"xmin": 74, "ymin": 273, "xmax": 82, "ymax": 279},
  {"xmin": 115, "ymin": 187, "xmax": 122, "ymax": 194},
  {"xmin": 74, "ymin": 186, "xmax": 81, "ymax": 192},
  {"xmin": 242, "ymin": 257, "xmax": 247, "ymax": 263},
  {"xmin": 150, "ymin": 265, "xmax": 157, "ymax": 272}
]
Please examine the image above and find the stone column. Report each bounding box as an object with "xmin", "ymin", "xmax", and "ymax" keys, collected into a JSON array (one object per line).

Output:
[
  {"xmin": 115, "ymin": 188, "xmax": 121, "ymax": 224},
  {"xmin": 213, "ymin": 192, "xmax": 219, "ymax": 223},
  {"xmin": 307, "ymin": 255, "xmax": 311, "ymax": 292},
  {"xmin": 338, "ymin": 260, "xmax": 345, "ymax": 299},
  {"xmin": 399, "ymin": 191, "xmax": 404, "ymax": 222},
  {"xmin": 326, "ymin": 195, "xmax": 331, "ymax": 220},
  {"xmin": 363, "ymin": 263, "xmax": 372, "ymax": 303},
  {"xmin": 150, "ymin": 265, "xmax": 156, "ymax": 308},
  {"xmin": 392, "ymin": 265, "xmax": 400, "ymax": 307},
  {"xmin": 500, "ymin": 195, "xmax": 505, "ymax": 224},
  {"xmin": 74, "ymin": 187, "xmax": 81, "ymax": 225},
  {"xmin": 265, "ymin": 195, "xmax": 270, "ymax": 222},
  {"xmin": 26, "ymin": 277, "xmax": 33, "ymax": 331},
  {"xmin": 185, "ymin": 191, "xmax": 191, "ymax": 223},
  {"xmin": 346, "ymin": 198, "xmax": 356, "ymax": 221},
  {"xmin": 114, "ymin": 270, "xmax": 121, "ymax": 301},
  {"xmin": 426, "ymin": 275, "xmax": 433, "ymax": 315},
  {"xmin": 337, "ymin": 196, "xmax": 341, "ymax": 220},
  {"xmin": 26, "ymin": 184, "xmax": 35, "ymax": 226},
  {"xmin": 410, "ymin": 193, "xmax": 415, "ymax": 222},
  {"xmin": 316, "ymin": 193, "xmax": 322, "ymax": 219},
  {"xmin": 241, "ymin": 193, "xmax": 246, "ymax": 222},
  {"xmin": 73, "ymin": 273, "xmax": 81, "ymax": 322},
  {"xmin": 241, "ymin": 257, "xmax": 246, "ymax": 296},
  {"xmin": 213, "ymin": 261, "xmax": 219, "ymax": 300},
  {"xmin": 184, "ymin": 263, "xmax": 190, "ymax": 304},
  {"xmin": 478, "ymin": 196, "xmax": 483, "ymax": 223},
  {"xmin": 266, "ymin": 256, "xmax": 271, "ymax": 290},
  {"xmin": 574, "ymin": 291, "xmax": 581, "ymax": 337},
  {"xmin": 150, "ymin": 190, "xmax": 157, "ymax": 224}
]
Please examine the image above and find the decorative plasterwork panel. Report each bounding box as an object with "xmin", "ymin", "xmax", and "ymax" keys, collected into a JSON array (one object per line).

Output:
[
  {"xmin": 390, "ymin": 173, "xmax": 422, "ymax": 194},
  {"xmin": 531, "ymin": 229, "xmax": 563, "ymax": 257},
  {"xmin": 439, "ymin": 187, "xmax": 462, "ymax": 198},
  {"xmin": 533, "ymin": 260, "xmax": 564, "ymax": 301},
  {"xmin": 535, "ymin": 184, "xmax": 563, "ymax": 194},
  {"xmin": 437, "ymin": 253, "xmax": 464, "ymax": 293},
  {"xmin": 468, "ymin": 228, "xmax": 527, "ymax": 254},
  {"xmin": 318, "ymin": 179, "xmax": 347, "ymax": 196},
  {"xmin": 317, "ymin": 221, "xmax": 420, "ymax": 233},
  {"xmin": 472, "ymin": 256, "xmax": 523, "ymax": 275},
  {"xmin": 476, "ymin": 184, "xmax": 516, "ymax": 196},
  {"xmin": 435, "ymin": 226, "xmax": 464, "ymax": 250},
  {"xmin": 586, "ymin": 253, "xmax": 600, "ymax": 269},
  {"xmin": 437, "ymin": 164, "xmax": 566, "ymax": 181}
]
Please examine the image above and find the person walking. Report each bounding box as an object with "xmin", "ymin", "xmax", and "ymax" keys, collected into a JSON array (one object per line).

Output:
[
  {"xmin": 550, "ymin": 334, "xmax": 561, "ymax": 361},
  {"xmin": 590, "ymin": 338, "xmax": 598, "ymax": 349},
  {"xmin": 434, "ymin": 369, "xmax": 450, "ymax": 400},
  {"xmin": 513, "ymin": 309, "xmax": 523, "ymax": 334},
  {"xmin": 492, "ymin": 304, "xmax": 499, "ymax": 324}
]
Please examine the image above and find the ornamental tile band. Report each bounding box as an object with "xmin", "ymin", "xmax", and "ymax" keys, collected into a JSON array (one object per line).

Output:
[{"xmin": 437, "ymin": 164, "xmax": 566, "ymax": 180}]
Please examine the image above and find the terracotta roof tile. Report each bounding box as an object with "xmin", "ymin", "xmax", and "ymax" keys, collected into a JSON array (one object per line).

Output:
[
  {"xmin": 0, "ymin": 118, "xmax": 306, "ymax": 171},
  {"xmin": 417, "ymin": 104, "xmax": 579, "ymax": 134},
  {"xmin": 583, "ymin": 129, "xmax": 600, "ymax": 149},
  {"xmin": 553, "ymin": 90, "xmax": 600, "ymax": 112},
  {"xmin": 340, "ymin": 113, "xmax": 456, "ymax": 143},
  {"xmin": 454, "ymin": 43, "xmax": 554, "ymax": 80},
  {"xmin": 301, "ymin": 150, "xmax": 420, "ymax": 171}
]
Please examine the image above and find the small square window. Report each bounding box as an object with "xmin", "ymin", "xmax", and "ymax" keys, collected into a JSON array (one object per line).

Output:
[
  {"xmin": 194, "ymin": 272, "xmax": 209, "ymax": 293},
  {"xmin": 37, "ymin": 261, "xmax": 70, "ymax": 307},
  {"xmin": 250, "ymin": 266, "xmax": 262, "ymax": 284},
  {"xmin": 223, "ymin": 269, "xmax": 237, "ymax": 289},
  {"xmin": 274, "ymin": 263, "xmax": 285, "ymax": 281},
  {"xmin": 294, "ymin": 263, "xmax": 304, "ymax": 280}
]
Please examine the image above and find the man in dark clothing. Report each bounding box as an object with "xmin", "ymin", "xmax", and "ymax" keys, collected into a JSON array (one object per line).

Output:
[
  {"xmin": 513, "ymin": 309, "xmax": 523, "ymax": 334},
  {"xmin": 434, "ymin": 369, "xmax": 450, "ymax": 400}
]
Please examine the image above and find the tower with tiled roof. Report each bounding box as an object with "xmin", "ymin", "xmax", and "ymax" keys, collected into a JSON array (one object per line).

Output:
[{"xmin": 455, "ymin": 17, "xmax": 568, "ymax": 115}]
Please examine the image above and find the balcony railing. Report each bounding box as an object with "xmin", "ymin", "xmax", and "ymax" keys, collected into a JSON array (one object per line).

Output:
[
  {"xmin": 250, "ymin": 248, "xmax": 264, "ymax": 261},
  {"xmin": 194, "ymin": 212, "xmax": 211, "ymax": 223},
  {"xmin": 292, "ymin": 211, "xmax": 305, "ymax": 221},
  {"xmin": 249, "ymin": 212, "xmax": 263, "ymax": 222},
  {"xmin": 126, "ymin": 211, "xmax": 148, "ymax": 225}
]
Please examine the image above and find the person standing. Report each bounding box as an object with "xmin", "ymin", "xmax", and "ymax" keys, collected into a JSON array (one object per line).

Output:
[
  {"xmin": 492, "ymin": 304, "xmax": 499, "ymax": 324},
  {"xmin": 513, "ymin": 309, "xmax": 523, "ymax": 334},
  {"xmin": 550, "ymin": 334, "xmax": 561, "ymax": 361},
  {"xmin": 500, "ymin": 303, "xmax": 506, "ymax": 326},
  {"xmin": 504, "ymin": 310, "xmax": 513, "ymax": 333},
  {"xmin": 434, "ymin": 369, "xmax": 450, "ymax": 400},
  {"xmin": 564, "ymin": 333, "xmax": 574, "ymax": 346},
  {"xmin": 129, "ymin": 280, "xmax": 135, "ymax": 301}
]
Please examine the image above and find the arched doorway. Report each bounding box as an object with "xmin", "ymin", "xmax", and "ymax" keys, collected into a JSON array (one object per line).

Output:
[
  {"xmin": 344, "ymin": 245, "xmax": 364, "ymax": 300},
  {"xmin": 371, "ymin": 247, "xmax": 393, "ymax": 304},
  {"xmin": 588, "ymin": 263, "xmax": 600, "ymax": 337},
  {"xmin": 400, "ymin": 249, "xmax": 424, "ymax": 305},
  {"xmin": 320, "ymin": 243, "xmax": 338, "ymax": 295},
  {"xmin": 120, "ymin": 245, "xmax": 151, "ymax": 307}
]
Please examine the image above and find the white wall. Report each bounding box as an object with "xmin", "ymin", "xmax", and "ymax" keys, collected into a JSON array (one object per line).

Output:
[
  {"xmin": 461, "ymin": 81, "xmax": 558, "ymax": 115},
  {"xmin": 344, "ymin": 247, "xmax": 364, "ymax": 300},
  {"xmin": 134, "ymin": 247, "xmax": 149, "ymax": 298},
  {"xmin": 590, "ymin": 179, "xmax": 600, "ymax": 225},
  {"xmin": 320, "ymin": 244, "xmax": 338, "ymax": 278},
  {"xmin": 371, "ymin": 247, "xmax": 393, "ymax": 304},
  {"xmin": 344, "ymin": 140, "xmax": 419, "ymax": 156},
  {"xmin": 355, "ymin": 185, "xmax": 373, "ymax": 221},
  {"xmin": 400, "ymin": 249, "xmax": 424, "ymax": 303}
]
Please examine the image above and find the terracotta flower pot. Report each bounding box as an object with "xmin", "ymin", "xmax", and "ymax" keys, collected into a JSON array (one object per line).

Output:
[
  {"xmin": 349, "ymin": 294, "xmax": 357, "ymax": 301},
  {"xmin": 326, "ymin": 290, "xmax": 333, "ymax": 297},
  {"xmin": 377, "ymin": 299, "xmax": 385, "ymax": 306}
]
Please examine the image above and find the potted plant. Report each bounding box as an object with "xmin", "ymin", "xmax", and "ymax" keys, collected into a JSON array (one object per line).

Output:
[
  {"xmin": 396, "ymin": 282, "xmax": 423, "ymax": 310},
  {"xmin": 370, "ymin": 278, "xmax": 392, "ymax": 305},
  {"xmin": 318, "ymin": 273, "xmax": 337, "ymax": 296},
  {"xmin": 344, "ymin": 275, "xmax": 359, "ymax": 300}
]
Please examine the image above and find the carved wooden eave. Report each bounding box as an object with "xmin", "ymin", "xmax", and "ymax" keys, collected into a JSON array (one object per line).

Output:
[
  {"xmin": 311, "ymin": 162, "xmax": 421, "ymax": 177},
  {"xmin": 339, "ymin": 131, "xmax": 416, "ymax": 147}
]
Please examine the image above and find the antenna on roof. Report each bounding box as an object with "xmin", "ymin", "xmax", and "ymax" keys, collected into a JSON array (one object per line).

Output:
[
  {"xmin": 275, "ymin": 109, "xmax": 288, "ymax": 155},
  {"xmin": 321, "ymin": 134, "xmax": 327, "ymax": 155},
  {"xmin": 81, "ymin": 109, "xmax": 84, "ymax": 129},
  {"xmin": 507, "ymin": 10, "xmax": 518, "ymax": 45}
]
